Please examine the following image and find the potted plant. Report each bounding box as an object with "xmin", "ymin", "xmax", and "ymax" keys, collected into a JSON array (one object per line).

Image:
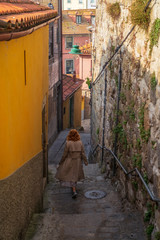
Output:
[{"xmin": 86, "ymin": 77, "xmax": 91, "ymax": 89}]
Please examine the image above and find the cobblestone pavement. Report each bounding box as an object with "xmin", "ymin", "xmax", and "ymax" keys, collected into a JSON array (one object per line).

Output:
[{"xmin": 25, "ymin": 123, "xmax": 146, "ymax": 240}]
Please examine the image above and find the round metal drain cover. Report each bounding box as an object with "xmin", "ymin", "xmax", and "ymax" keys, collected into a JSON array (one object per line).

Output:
[{"xmin": 84, "ymin": 190, "xmax": 106, "ymax": 199}]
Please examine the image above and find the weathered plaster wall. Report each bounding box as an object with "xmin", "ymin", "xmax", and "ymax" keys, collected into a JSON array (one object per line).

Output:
[{"xmin": 92, "ymin": 0, "xmax": 160, "ymax": 233}]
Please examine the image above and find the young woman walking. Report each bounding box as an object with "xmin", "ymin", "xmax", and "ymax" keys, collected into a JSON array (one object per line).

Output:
[{"xmin": 55, "ymin": 129, "xmax": 88, "ymax": 198}]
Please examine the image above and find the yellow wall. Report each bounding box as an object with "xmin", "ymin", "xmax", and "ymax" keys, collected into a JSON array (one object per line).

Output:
[
  {"xmin": 0, "ymin": 26, "xmax": 49, "ymax": 179},
  {"xmin": 74, "ymin": 88, "xmax": 82, "ymax": 127},
  {"xmin": 63, "ymin": 87, "xmax": 82, "ymax": 130}
]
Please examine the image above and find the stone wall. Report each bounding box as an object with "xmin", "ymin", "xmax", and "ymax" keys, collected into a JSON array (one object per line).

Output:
[
  {"xmin": 0, "ymin": 152, "xmax": 43, "ymax": 240},
  {"xmin": 92, "ymin": 0, "xmax": 160, "ymax": 235}
]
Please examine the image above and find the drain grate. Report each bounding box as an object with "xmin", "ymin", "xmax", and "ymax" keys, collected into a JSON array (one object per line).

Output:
[{"xmin": 84, "ymin": 190, "xmax": 106, "ymax": 199}]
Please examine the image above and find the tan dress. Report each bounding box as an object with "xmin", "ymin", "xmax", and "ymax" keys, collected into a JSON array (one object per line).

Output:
[{"xmin": 55, "ymin": 140, "xmax": 88, "ymax": 186}]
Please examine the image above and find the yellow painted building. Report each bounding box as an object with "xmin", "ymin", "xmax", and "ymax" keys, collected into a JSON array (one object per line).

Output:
[
  {"xmin": 0, "ymin": 28, "xmax": 48, "ymax": 179},
  {"xmin": 63, "ymin": 74, "xmax": 84, "ymax": 129},
  {"xmin": 0, "ymin": 1, "xmax": 58, "ymax": 239}
]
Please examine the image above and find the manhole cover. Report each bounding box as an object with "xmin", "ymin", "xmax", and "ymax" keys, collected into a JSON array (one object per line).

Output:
[{"xmin": 84, "ymin": 190, "xmax": 106, "ymax": 199}]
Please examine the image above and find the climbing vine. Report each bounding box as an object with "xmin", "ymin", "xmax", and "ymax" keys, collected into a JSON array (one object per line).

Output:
[
  {"xmin": 132, "ymin": 153, "xmax": 142, "ymax": 169},
  {"xmin": 149, "ymin": 18, "xmax": 160, "ymax": 55},
  {"xmin": 138, "ymin": 104, "xmax": 150, "ymax": 143},
  {"xmin": 150, "ymin": 72, "xmax": 157, "ymax": 90}
]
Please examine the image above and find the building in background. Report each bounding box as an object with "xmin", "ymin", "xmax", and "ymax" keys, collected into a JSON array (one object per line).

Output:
[
  {"xmin": 32, "ymin": 0, "xmax": 58, "ymax": 9},
  {"xmin": 62, "ymin": 9, "xmax": 95, "ymax": 121},
  {"xmin": 87, "ymin": 0, "xmax": 96, "ymax": 9},
  {"xmin": 48, "ymin": 0, "xmax": 63, "ymax": 146},
  {"xmin": 63, "ymin": 74, "xmax": 84, "ymax": 129},
  {"xmin": 62, "ymin": 9, "xmax": 95, "ymax": 77},
  {"xmin": 62, "ymin": 0, "xmax": 96, "ymax": 10},
  {"xmin": 0, "ymin": 1, "xmax": 59, "ymax": 239},
  {"xmin": 79, "ymin": 43, "xmax": 92, "ymax": 120}
]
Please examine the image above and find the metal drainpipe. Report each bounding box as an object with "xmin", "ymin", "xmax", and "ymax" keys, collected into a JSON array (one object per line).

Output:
[
  {"xmin": 58, "ymin": 0, "xmax": 63, "ymax": 131},
  {"xmin": 101, "ymin": 69, "xmax": 107, "ymax": 166},
  {"xmin": 113, "ymin": 50, "xmax": 122, "ymax": 175}
]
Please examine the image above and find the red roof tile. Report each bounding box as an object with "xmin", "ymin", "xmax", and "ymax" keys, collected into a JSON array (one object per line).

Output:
[
  {"xmin": 63, "ymin": 74, "xmax": 84, "ymax": 101},
  {"xmin": 0, "ymin": 0, "xmax": 57, "ymax": 33}
]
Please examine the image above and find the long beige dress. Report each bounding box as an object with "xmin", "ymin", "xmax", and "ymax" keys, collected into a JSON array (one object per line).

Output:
[{"xmin": 55, "ymin": 140, "xmax": 88, "ymax": 186}]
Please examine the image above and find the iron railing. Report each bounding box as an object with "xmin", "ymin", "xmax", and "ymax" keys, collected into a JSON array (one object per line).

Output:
[{"xmin": 91, "ymin": 144, "xmax": 160, "ymax": 203}]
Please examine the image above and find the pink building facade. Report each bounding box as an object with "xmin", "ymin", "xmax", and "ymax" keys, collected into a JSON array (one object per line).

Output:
[
  {"xmin": 62, "ymin": 9, "xmax": 95, "ymax": 119},
  {"xmin": 62, "ymin": 34, "xmax": 90, "ymax": 77}
]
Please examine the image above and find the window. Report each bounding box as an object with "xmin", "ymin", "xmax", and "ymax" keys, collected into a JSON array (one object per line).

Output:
[
  {"xmin": 91, "ymin": 0, "xmax": 94, "ymax": 3},
  {"xmin": 67, "ymin": 0, "xmax": 71, "ymax": 3},
  {"xmin": 65, "ymin": 36, "xmax": 73, "ymax": 49},
  {"xmin": 79, "ymin": 0, "xmax": 83, "ymax": 3},
  {"xmin": 66, "ymin": 60, "xmax": 74, "ymax": 74},
  {"xmin": 76, "ymin": 15, "xmax": 82, "ymax": 24},
  {"xmin": 91, "ymin": 15, "xmax": 95, "ymax": 25},
  {"xmin": 49, "ymin": 22, "xmax": 54, "ymax": 61}
]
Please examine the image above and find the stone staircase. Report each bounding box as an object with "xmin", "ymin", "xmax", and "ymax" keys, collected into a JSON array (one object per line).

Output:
[{"xmin": 25, "ymin": 163, "xmax": 146, "ymax": 240}]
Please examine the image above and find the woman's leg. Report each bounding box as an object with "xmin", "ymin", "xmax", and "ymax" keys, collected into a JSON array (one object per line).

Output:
[
  {"xmin": 72, "ymin": 184, "xmax": 77, "ymax": 198},
  {"xmin": 72, "ymin": 186, "xmax": 76, "ymax": 193}
]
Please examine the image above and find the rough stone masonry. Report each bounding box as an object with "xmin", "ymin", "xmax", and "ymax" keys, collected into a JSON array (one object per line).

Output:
[{"xmin": 92, "ymin": 0, "xmax": 160, "ymax": 235}]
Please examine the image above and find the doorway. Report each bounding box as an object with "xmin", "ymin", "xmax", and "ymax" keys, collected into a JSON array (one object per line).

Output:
[{"xmin": 69, "ymin": 96, "xmax": 74, "ymax": 127}]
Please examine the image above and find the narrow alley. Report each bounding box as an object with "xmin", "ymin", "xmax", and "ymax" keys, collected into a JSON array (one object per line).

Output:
[
  {"xmin": 1, "ymin": 0, "xmax": 160, "ymax": 239},
  {"xmin": 25, "ymin": 120, "xmax": 146, "ymax": 240}
]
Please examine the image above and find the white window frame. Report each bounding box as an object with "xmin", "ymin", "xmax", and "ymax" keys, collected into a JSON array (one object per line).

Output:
[
  {"xmin": 91, "ymin": 15, "xmax": 95, "ymax": 25},
  {"xmin": 76, "ymin": 15, "xmax": 82, "ymax": 24},
  {"xmin": 65, "ymin": 36, "xmax": 73, "ymax": 49}
]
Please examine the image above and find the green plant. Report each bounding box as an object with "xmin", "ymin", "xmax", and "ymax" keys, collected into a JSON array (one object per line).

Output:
[
  {"xmin": 113, "ymin": 123, "xmax": 128, "ymax": 149},
  {"xmin": 155, "ymin": 232, "xmax": 160, "ymax": 240},
  {"xmin": 107, "ymin": 2, "xmax": 121, "ymax": 19},
  {"xmin": 144, "ymin": 203, "xmax": 152, "ymax": 222},
  {"xmin": 128, "ymin": 78, "xmax": 132, "ymax": 90},
  {"xmin": 120, "ymin": 92, "xmax": 126, "ymax": 102},
  {"xmin": 130, "ymin": 0, "xmax": 151, "ymax": 31},
  {"xmin": 146, "ymin": 224, "xmax": 154, "ymax": 239},
  {"xmin": 143, "ymin": 171, "xmax": 149, "ymax": 184},
  {"xmin": 115, "ymin": 75, "xmax": 118, "ymax": 87},
  {"xmin": 123, "ymin": 120, "xmax": 127, "ymax": 126},
  {"xmin": 149, "ymin": 19, "xmax": 160, "ymax": 54},
  {"xmin": 127, "ymin": 105, "xmax": 135, "ymax": 120},
  {"xmin": 132, "ymin": 180, "xmax": 138, "ymax": 191},
  {"xmin": 111, "ymin": 45, "xmax": 115, "ymax": 52},
  {"xmin": 132, "ymin": 154, "xmax": 142, "ymax": 169},
  {"xmin": 136, "ymin": 138, "xmax": 141, "ymax": 149},
  {"xmin": 117, "ymin": 109, "xmax": 123, "ymax": 116},
  {"xmin": 139, "ymin": 104, "xmax": 150, "ymax": 143},
  {"xmin": 86, "ymin": 77, "xmax": 91, "ymax": 89},
  {"xmin": 144, "ymin": 210, "xmax": 152, "ymax": 222},
  {"xmin": 96, "ymin": 128, "xmax": 99, "ymax": 135},
  {"xmin": 150, "ymin": 72, "xmax": 157, "ymax": 90}
]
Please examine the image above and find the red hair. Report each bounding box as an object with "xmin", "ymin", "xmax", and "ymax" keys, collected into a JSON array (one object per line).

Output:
[{"xmin": 67, "ymin": 129, "xmax": 80, "ymax": 141}]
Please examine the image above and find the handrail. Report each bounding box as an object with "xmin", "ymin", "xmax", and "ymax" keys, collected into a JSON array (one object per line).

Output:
[{"xmin": 91, "ymin": 144, "xmax": 160, "ymax": 203}]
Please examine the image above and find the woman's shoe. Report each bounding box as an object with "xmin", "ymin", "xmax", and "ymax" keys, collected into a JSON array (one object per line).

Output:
[{"xmin": 72, "ymin": 192, "xmax": 77, "ymax": 199}]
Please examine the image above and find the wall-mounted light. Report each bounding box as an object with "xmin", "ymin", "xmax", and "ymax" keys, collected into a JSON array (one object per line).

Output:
[{"xmin": 69, "ymin": 45, "xmax": 82, "ymax": 54}]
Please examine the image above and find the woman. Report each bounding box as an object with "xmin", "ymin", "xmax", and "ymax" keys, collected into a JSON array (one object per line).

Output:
[{"xmin": 55, "ymin": 129, "xmax": 88, "ymax": 198}]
